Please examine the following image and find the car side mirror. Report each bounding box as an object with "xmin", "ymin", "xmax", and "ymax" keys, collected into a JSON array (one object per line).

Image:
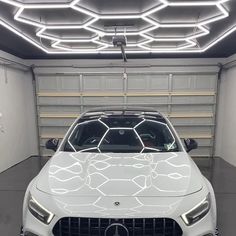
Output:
[
  {"xmin": 45, "ymin": 138, "xmax": 59, "ymax": 152},
  {"xmin": 184, "ymin": 138, "xmax": 198, "ymax": 153}
]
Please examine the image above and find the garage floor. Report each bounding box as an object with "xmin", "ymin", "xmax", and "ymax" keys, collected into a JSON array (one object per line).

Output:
[{"xmin": 0, "ymin": 157, "xmax": 235, "ymax": 236}]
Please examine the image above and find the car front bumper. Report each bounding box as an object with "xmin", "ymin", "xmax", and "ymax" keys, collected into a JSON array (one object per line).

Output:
[
  {"xmin": 23, "ymin": 177, "xmax": 217, "ymax": 236},
  {"xmin": 23, "ymin": 204, "xmax": 217, "ymax": 236}
]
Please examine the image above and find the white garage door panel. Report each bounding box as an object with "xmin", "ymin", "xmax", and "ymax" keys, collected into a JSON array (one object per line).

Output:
[
  {"xmin": 176, "ymin": 126, "xmax": 212, "ymax": 135},
  {"xmin": 172, "ymin": 74, "xmax": 216, "ymax": 90},
  {"xmin": 171, "ymin": 105, "xmax": 213, "ymax": 112},
  {"xmin": 41, "ymin": 126, "xmax": 68, "ymax": 136},
  {"xmin": 83, "ymin": 97, "xmax": 123, "ymax": 104},
  {"xmin": 127, "ymin": 97, "xmax": 169, "ymax": 105},
  {"xmin": 39, "ymin": 106, "xmax": 80, "ymax": 113},
  {"xmin": 38, "ymin": 97, "xmax": 82, "ymax": 105},
  {"xmin": 172, "ymin": 96, "xmax": 215, "ymax": 104},
  {"xmin": 40, "ymin": 117, "xmax": 75, "ymax": 127},
  {"xmin": 194, "ymin": 75, "xmax": 216, "ymax": 90},
  {"xmin": 36, "ymin": 70, "xmax": 217, "ymax": 157},
  {"xmin": 170, "ymin": 117, "xmax": 214, "ymax": 125},
  {"xmin": 83, "ymin": 75, "xmax": 123, "ymax": 92},
  {"xmin": 38, "ymin": 75, "xmax": 81, "ymax": 92},
  {"xmin": 127, "ymin": 75, "xmax": 169, "ymax": 91}
]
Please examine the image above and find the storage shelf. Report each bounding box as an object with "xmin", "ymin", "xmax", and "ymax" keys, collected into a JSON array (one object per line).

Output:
[
  {"xmin": 37, "ymin": 102, "xmax": 216, "ymax": 107},
  {"xmin": 168, "ymin": 113, "xmax": 213, "ymax": 118},
  {"xmin": 38, "ymin": 91, "xmax": 216, "ymax": 97},
  {"xmin": 40, "ymin": 114, "xmax": 79, "ymax": 118},
  {"xmin": 40, "ymin": 154, "xmax": 212, "ymax": 158},
  {"xmin": 39, "ymin": 112, "xmax": 214, "ymax": 119},
  {"xmin": 40, "ymin": 143, "xmax": 212, "ymax": 148},
  {"xmin": 40, "ymin": 133, "xmax": 213, "ymax": 139},
  {"xmin": 37, "ymin": 73, "xmax": 217, "ymax": 157},
  {"xmin": 39, "ymin": 123, "xmax": 215, "ymax": 128}
]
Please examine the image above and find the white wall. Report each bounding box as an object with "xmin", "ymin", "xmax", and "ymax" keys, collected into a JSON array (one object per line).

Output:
[
  {"xmin": 0, "ymin": 60, "xmax": 38, "ymax": 173},
  {"xmin": 215, "ymin": 66, "xmax": 236, "ymax": 166}
]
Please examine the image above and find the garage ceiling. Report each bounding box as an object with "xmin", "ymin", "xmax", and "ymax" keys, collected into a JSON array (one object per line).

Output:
[{"xmin": 0, "ymin": 0, "xmax": 236, "ymax": 59}]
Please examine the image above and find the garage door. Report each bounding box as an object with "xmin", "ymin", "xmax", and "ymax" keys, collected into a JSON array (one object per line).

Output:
[{"xmin": 35, "ymin": 65, "xmax": 218, "ymax": 158}]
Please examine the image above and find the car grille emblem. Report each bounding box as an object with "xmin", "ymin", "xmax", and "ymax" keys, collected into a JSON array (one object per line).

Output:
[
  {"xmin": 114, "ymin": 201, "xmax": 120, "ymax": 206},
  {"xmin": 105, "ymin": 223, "xmax": 129, "ymax": 236}
]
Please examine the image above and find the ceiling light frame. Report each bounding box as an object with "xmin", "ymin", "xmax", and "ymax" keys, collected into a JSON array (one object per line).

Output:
[{"xmin": 0, "ymin": 0, "xmax": 232, "ymax": 54}]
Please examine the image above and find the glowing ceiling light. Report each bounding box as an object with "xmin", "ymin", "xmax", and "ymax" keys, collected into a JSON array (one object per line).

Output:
[
  {"xmin": 92, "ymin": 40, "xmax": 109, "ymax": 47},
  {"xmin": 36, "ymin": 27, "xmax": 55, "ymax": 41},
  {"xmin": 141, "ymin": 16, "xmax": 160, "ymax": 27},
  {"xmin": 53, "ymin": 39, "xmax": 154, "ymax": 50},
  {"xmin": 137, "ymin": 39, "xmax": 154, "ymax": 46},
  {"xmin": 99, "ymin": 14, "xmax": 141, "ymax": 20},
  {"xmin": 186, "ymin": 26, "xmax": 209, "ymax": 40},
  {"xmin": 84, "ymin": 17, "xmax": 99, "ymax": 27},
  {"xmin": 140, "ymin": 25, "xmax": 209, "ymax": 44},
  {"xmin": 160, "ymin": 23, "xmax": 198, "ymax": 28},
  {"xmin": 84, "ymin": 26, "xmax": 105, "ymax": 37},
  {"xmin": 202, "ymin": 25, "xmax": 236, "ymax": 52},
  {"xmin": 71, "ymin": 5, "xmax": 99, "ymax": 18},
  {"xmin": 51, "ymin": 41, "xmax": 72, "ymax": 51},
  {"xmin": 99, "ymin": 49, "xmax": 199, "ymax": 54},
  {"xmin": 0, "ymin": 0, "xmax": 22, "ymax": 7},
  {"xmin": 140, "ymin": 25, "xmax": 159, "ymax": 34},
  {"xmin": 0, "ymin": 0, "xmax": 232, "ymax": 54},
  {"xmin": 168, "ymin": 0, "xmax": 227, "ymax": 6},
  {"xmin": 60, "ymin": 36, "xmax": 100, "ymax": 43},
  {"xmin": 199, "ymin": 3, "xmax": 229, "ymax": 25},
  {"xmin": 177, "ymin": 39, "xmax": 197, "ymax": 50},
  {"xmin": 23, "ymin": 3, "xmax": 70, "ymax": 9},
  {"xmin": 14, "ymin": 7, "xmax": 45, "ymax": 28},
  {"xmin": 85, "ymin": 26, "xmax": 148, "ymax": 37},
  {"xmin": 0, "ymin": 19, "xmax": 48, "ymax": 53},
  {"xmin": 69, "ymin": 0, "xmax": 81, "ymax": 6},
  {"xmin": 0, "ymin": 20, "xmax": 206, "ymax": 55},
  {"xmin": 141, "ymin": 2, "xmax": 168, "ymax": 17},
  {"xmin": 138, "ymin": 38, "xmax": 197, "ymax": 51},
  {"xmin": 51, "ymin": 38, "xmax": 109, "ymax": 52}
]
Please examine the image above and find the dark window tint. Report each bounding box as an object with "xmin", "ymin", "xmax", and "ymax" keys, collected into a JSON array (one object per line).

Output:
[
  {"xmin": 101, "ymin": 117, "xmax": 142, "ymax": 128},
  {"xmin": 136, "ymin": 120, "xmax": 179, "ymax": 151},
  {"xmin": 64, "ymin": 121, "xmax": 107, "ymax": 151},
  {"xmin": 99, "ymin": 129, "xmax": 142, "ymax": 153}
]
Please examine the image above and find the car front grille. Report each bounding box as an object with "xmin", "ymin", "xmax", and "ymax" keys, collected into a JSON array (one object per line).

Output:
[{"xmin": 52, "ymin": 217, "xmax": 183, "ymax": 236}]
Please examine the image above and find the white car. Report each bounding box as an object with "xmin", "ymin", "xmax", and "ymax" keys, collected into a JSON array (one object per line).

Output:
[{"xmin": 22, "ymin": 107, "xmax": 217, "ymax": 236}]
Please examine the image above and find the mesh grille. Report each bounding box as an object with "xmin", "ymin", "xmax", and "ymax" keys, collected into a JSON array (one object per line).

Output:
[{"xmin": 52, "ymin": 217, "xmax": 183, "ymax": 236}]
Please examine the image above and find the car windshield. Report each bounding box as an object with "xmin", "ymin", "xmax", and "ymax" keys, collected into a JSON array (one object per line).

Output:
[{"xmin": 63, "ymin": 116, "xmax": 180, "ymax": 153}]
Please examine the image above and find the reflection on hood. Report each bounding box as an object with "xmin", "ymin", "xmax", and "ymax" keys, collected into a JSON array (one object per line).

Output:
[{"xmin": 37, "ymin": 152, "xmax": 203, "ymax": 198}]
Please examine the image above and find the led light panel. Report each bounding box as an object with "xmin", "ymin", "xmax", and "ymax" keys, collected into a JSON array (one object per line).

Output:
[{"xmin": 0, "ymin": 0, "xmax": 233, "ymax": 54}]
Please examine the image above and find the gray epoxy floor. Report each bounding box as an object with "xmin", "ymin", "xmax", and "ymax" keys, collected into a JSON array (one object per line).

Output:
[{"xmin": 0, "ymin": 157, "xmax": 235, "ymax": 236}]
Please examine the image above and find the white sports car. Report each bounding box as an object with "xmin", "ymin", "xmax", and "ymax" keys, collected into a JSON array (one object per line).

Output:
[{"xmin": 22, "ymin": 108, "xmax": 217, "ymax": 236}]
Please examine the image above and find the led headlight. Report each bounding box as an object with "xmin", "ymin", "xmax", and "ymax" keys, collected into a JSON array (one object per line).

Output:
[
  {"xmin": 28, "ymin": 193, "xmax": 54, "ymax": 224},
  {"xmin": 181, "ymin": 193, "xmax": 211, "ymax": 226}
]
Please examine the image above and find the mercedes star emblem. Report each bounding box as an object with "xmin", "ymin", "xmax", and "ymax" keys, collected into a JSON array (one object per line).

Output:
[{"xmin": 105, "ymin": 223, "xmax": 129, "ymax": 236}]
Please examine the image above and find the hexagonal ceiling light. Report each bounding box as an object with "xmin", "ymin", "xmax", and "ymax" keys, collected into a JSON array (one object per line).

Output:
[{"xmin": 0, "ymin": 0, "xmax": 233, "ymax": 54}]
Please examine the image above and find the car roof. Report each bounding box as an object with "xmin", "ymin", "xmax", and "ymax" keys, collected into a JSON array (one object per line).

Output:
[{"xmin": 79, "ymin": 107, "xmax": 166, "ymax": 123}]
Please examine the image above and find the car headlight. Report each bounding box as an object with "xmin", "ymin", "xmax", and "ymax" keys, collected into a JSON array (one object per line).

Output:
[
  {"xmin": 28, "ymin": 193, "xmax": 54, "ymax": 224},
  {"xmin": 181, "ymin": 193, "xmax": 211, "ymax": 226}
]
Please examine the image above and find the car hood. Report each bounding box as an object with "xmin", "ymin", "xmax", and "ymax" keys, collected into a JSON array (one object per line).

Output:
[{"xmin": 36, "ymin": 152, "xmax": 203, "ymax": 197}]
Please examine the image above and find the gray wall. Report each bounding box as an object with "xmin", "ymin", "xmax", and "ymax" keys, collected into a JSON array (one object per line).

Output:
[
  {"xmin": 0, "ymin": 53, "xmax": 38, "ymax": 173},
  {"xmin": 215, "ymin": 65, "xmax": 236, "ymax": 166}
]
